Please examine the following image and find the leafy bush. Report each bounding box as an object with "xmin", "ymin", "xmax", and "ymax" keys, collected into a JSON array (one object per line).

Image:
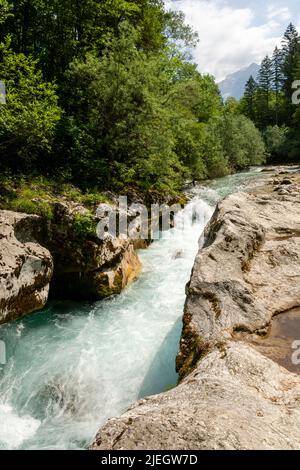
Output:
[
  {"xmin": 208, "ymin": 114, "xmax": 266, "ymax": 171},
  {"xmin": 0, "ymin": 41, "xmax": 61, "ymax": 172},
  {"xmin": 264, "ymin": 125, "xmax": 288, "ymax": 160},
  {"xmin": 73, "ymin": 213, "xmax": 98, "ymax": 240}
]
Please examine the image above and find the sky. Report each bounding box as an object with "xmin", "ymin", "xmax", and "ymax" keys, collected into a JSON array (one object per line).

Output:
[{"xmin": 166, "ymin": 0, "xmax": 300, "ymax": 81}]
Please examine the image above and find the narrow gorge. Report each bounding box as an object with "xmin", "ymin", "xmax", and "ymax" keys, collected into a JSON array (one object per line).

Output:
[
  {"xmin": 1, "ymin": 167, "xmax": 300, "ymax": 450},
  {"xmin": 1, "ymin": 0, "xmax": 300, "ymax": 455},
  {"xmin": 92, "ymin": 167, "xmax": 300, "ymax": 451}
]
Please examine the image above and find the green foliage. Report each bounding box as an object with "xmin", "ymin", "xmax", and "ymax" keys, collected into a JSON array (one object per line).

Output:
[
  {"xmin": 208, "ymin": 113, "xmax": 266, "ymax": 171},
  {"xmin": 272, "ymin": 46, "xmax": 284, "ymax": 125},
  {"xmin": 0, "ymin": 176, "xmax": 108, "ymax": 222},
  {"xmin": 73, "ymin": 213, "xmax": 97, "ymax": 240},
  {"xmin": 164, "ymin": 10, "xmax": 198, "ymax": 48},
  {"xmin": 8, "ymin": 197, "xmax": 54, "ymax": 219},
  {"xmin": 281, "ymin": 23, "xmax": 300, "ymax": 102},
  {"xmin": 223, "ymin": 97, "xmax": 240, "ymax": 115},
  {"xmin": 241, "ymin": 22, "xmax": 300, "ymax": 163},
  {"xmin": 61, "ymin": 25, "xmax": 226, "ymax": 192},
  {"xmin": 275, "ymin": 127, "xmax": 300, "ymax": 162},
  {"xmin": 0, "ymin": 0, "xmax": 12, "ymax": 24},
  {"xmin": 174, "ymin": 120, "xmax": 207, "ymax": 181},
  {"xmin": 202, "ymin": 126, "xmax": 229, "ymax": 178},
  {"xmin": 0, "ymin": 176, "xmax": 54, "ymax": 218},
  {"xmin": 62, "ymin": 28, "xmax": 186, "ymax": 192},
  {"xmin": 264, "ymin": 125, "xmax": 288, "ymax": 160},
  {"xmin": 241, "ymin": 76, "xmax": 258, "ymax": 122},
  {"xmin": 256, "ymin": 56, "xmax": 273, "ymax": 128},
  {"xmin": 0, "ymin": 0, "xmax": 267, "ymax": 202},
  {"xmin": 0, "ymin": 1, "xmax": 196, "ymax": 81},
  {"xmin": 0, "ymin": 40, "xmax": 61, "ymax": 171}
]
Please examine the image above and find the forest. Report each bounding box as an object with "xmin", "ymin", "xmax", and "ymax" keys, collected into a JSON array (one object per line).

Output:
[
  {"xmin": 241, "ymin": 23, "xmax": 300, "ymax": 163},
  {"xmin": 0, "ymin": 0, "xmax": 297, "ymax": 199}
]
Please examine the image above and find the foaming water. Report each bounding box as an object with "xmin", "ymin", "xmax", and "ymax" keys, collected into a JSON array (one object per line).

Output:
[
  {"xmin": 0, "ymin": 404, "xmax": 40, "ymax": 449},
  {"xmin": 0, "ymin": 169, "xmax": 262, "ymax": 449}
]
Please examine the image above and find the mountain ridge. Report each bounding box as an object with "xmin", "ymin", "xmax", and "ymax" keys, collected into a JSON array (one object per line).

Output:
[{"xmin": 218, "ymin": 63, "xmax": 260, "ymax": 100}]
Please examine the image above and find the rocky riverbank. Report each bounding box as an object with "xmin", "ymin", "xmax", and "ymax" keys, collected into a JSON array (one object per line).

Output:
[
  {"xmin": 0, "ymin": 211, "xmax": 53, "ymax": 324},
  {"xmin": 0, "ymin": 170, "xmax": 190, "ymax": 323},
  {"xmin": 0, "ymin": 181, "xmax": 185, "ymax": 324},
  {"xmin": 0, "ymin": 199, "xmax": 142, "ymax": 324},
  {"xmin": 92, "ymin": 168, "xmax": 300, "ymax": 450}
]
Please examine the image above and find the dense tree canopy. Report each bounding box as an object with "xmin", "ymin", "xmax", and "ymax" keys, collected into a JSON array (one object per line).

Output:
[
  {"xmin": 0, "ymin": 38, "xmax": 61, "ymax": 170},
  {"xmin": 0, "ymin": 0, "xmax": 266, "ymax": 195}
]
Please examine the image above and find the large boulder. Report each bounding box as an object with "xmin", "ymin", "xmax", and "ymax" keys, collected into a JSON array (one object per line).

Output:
[
  {"xmin": 46, "ymin": 201, "xmax": 141, "ymax": 300},
  {"xmin": 92, "ymin": 342, "xmax": 300, "ymax": 450},
  {"xmin": 0, "ymin": 210, "xmax": 53, "ymax": 324},
  {"xmin": 177, "ymin": 189, "xmax": 300, "ymax": 379}
]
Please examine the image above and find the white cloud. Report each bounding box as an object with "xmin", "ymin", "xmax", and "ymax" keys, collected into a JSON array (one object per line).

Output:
[
  {"xmin": 267, "ymin": 5, "xmax": 291, "ymax": 22},
  {"xmin": 166, "ymin": 0, "xmax": 284, "ymax": 81}
]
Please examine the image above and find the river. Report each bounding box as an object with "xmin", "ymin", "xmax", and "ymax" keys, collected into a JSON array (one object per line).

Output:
[{"xmin": 0, "ymin": 169, "xmax": 263, "ymax": 450}]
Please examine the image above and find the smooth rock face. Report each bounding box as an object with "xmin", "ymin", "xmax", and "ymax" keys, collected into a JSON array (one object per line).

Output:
[
  {"xmin": 92, "ymin": 177, "xmax": 300, "ymax": 450},
  {"xmin": 177, "ymin": 190, "xmax": 300, "ymax": 379},
  {"xmin": 92, "ymin": 343, "xmax": 300, "ymax": 450},
  {"xmin": 0, "ymin": 211, "xmax": 53, "ymax": 324}
]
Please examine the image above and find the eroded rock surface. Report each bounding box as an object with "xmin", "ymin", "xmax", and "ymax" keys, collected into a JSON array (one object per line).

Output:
[
  {"xmin": 92, "ymin": 172, "xmax": 300, "ymax": 451},
  {"xmin": 0, "ymin": 211, "xmax": 53, "ymax": 324},
  {"xmin": 177, "ymin": 187, "xmax": 300, "ymax": 379},
  {"xmin": 0, "ymin": 200, "xmax": 142, "ymax": 321},
  {"xmin": 47, "ymin": 202, "xmax": 141, "ymax": 299},
  {"xmin": 92, "ymin": 343, "xmax": 300, "ymax": 450}
]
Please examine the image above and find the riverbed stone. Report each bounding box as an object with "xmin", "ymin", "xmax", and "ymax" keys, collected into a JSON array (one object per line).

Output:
[{"xmin": 0, "ymin": 210, "xmax": 53, "ymax": 324}]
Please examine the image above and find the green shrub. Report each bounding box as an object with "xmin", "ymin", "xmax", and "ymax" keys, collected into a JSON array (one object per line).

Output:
[
  {"xmin": 264, "ymin": 125, "xmax": 288, "ymax": 160},
  {"xmin": 8, "ymin": 198, "xmax": 54, "ymax": 220},
  {"xmin": 73, "ymin": 213, "xmax": 97, "ymax": 239}
]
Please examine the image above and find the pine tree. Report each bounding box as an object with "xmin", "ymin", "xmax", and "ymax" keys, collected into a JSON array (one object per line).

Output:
[
  {"xmin": 281, "ymin": 23, "xmax": 300, "ymax": 101},
  {"xmin": 272, "ymin": 46, "xmax": 284, "ymax": 124},
  {"xmin": 243, "ymin": 75, "xmax": 257, "ymax": 122},
  {"xmin": 257, "ymin": 56, "xmax": 273, "ymax": 127},
  {"xmin": 258, "ymin": 56, "xmax": 273, "ymax": 99}
]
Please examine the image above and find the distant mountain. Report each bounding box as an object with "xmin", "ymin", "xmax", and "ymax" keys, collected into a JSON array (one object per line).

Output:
[{"xmin": 218, "ymin": 63, "xmax": 260, "ymax": 100}]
